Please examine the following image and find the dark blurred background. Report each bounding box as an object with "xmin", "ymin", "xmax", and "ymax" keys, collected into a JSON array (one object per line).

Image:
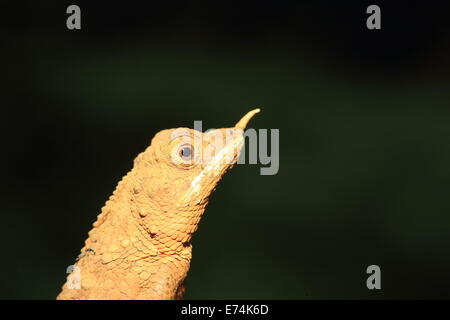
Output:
[{"xmin": 2, "ymin": 1, "xmax": 450, "ymax": 299}]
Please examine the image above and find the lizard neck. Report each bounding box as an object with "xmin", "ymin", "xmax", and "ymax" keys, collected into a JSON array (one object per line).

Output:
[{"xmin": 58, "ymin": 167, "xmax": 203, "ymax": 300}]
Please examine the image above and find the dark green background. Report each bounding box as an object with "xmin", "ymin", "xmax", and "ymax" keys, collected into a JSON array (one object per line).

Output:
[{"xmin": 2, "ymin": 1, "xmax": 450, "ymax": 299}]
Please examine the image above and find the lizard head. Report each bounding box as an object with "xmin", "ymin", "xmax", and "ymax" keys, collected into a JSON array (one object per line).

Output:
[{"xmin": 131, "ymin": 109, "xmax": 260, "ymax": 252}]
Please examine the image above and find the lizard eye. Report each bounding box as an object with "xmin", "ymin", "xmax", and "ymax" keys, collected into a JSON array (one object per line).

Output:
[
  {"xmin": 179, "ymin": 144, "xmax": 193, "ymax": 161},
  {"xmin": 170, "ymin": 142, "xmax": 196, "ymax": 168}
]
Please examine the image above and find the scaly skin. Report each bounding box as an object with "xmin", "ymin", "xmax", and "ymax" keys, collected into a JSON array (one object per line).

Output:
[{"xmin": 57, "ymin": 109, "xmax": 260, "ymax": 300}]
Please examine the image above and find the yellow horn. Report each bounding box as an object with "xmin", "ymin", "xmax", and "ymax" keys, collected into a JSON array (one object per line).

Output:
[{"xmin": 235, "ymin": 108, "xmax": 261, "ymax": 129}]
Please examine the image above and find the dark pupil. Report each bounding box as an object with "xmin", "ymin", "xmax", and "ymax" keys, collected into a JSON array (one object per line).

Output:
[{"xmin": 180, "ymin": 146, "xmax": 191, "ymax": 159}]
